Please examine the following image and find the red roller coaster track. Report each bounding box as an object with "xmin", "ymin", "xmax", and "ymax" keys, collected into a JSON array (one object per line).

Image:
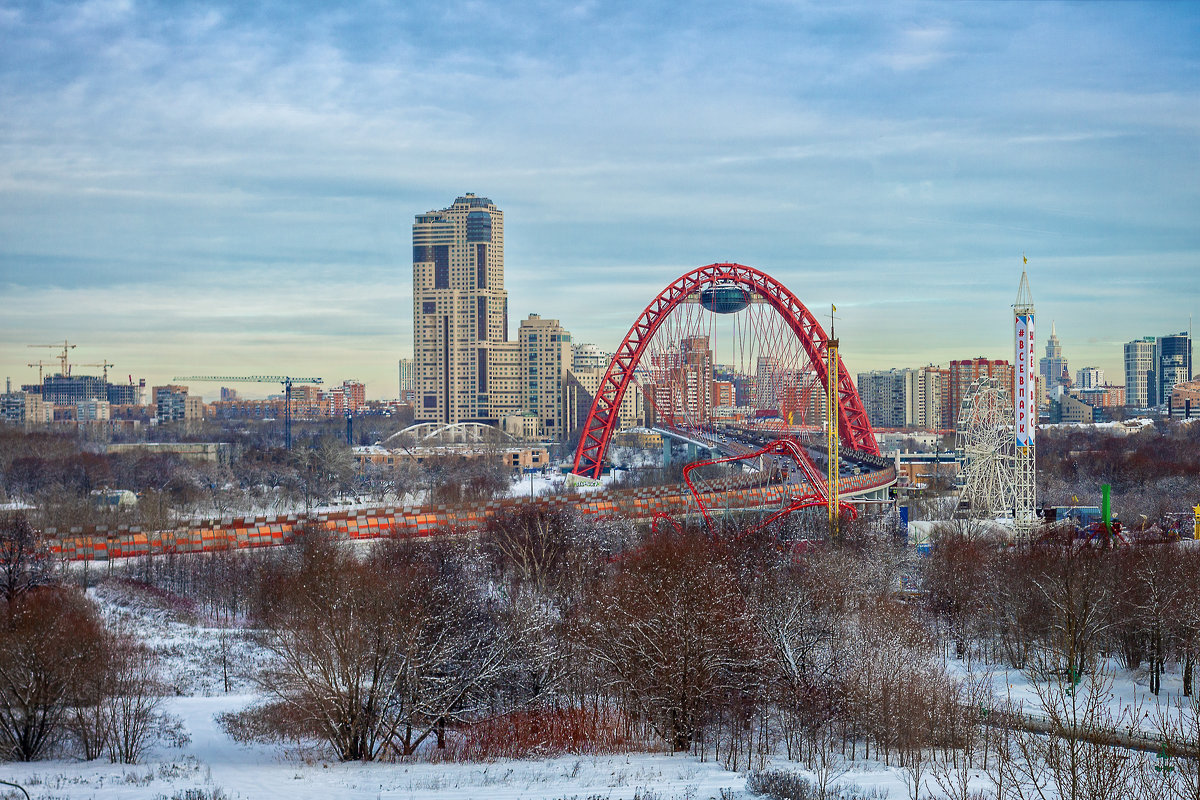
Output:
[{"xmin": 571, "ymin": 263, "xmax": 879, "ymax": 478}]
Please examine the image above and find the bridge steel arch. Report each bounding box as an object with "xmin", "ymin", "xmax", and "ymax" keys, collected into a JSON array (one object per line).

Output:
[{"xmin": 571, "ymin": 263, "xmax": 879, "ymax": 478}]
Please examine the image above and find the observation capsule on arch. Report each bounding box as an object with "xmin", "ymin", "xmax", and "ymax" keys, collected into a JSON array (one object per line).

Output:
[{"xmin": 699, "ymin": 284, "xmax": 751, "ymax": 314}]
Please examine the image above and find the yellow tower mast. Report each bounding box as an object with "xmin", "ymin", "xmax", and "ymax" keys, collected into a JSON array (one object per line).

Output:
[{"xmin": 827, "ymin": 304, "xmax": 840, "ymax": 533}]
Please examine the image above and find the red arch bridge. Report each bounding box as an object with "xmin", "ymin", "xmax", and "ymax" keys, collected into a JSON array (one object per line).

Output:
[{"xmin": 571, "ymin": 262, "xmax": 893, "ymax": 510}]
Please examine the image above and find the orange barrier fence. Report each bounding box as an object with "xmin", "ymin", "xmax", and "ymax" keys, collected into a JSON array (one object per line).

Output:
[{"xmin": 44, "ymin": 467, "xmax": 895, "ymax": 561}]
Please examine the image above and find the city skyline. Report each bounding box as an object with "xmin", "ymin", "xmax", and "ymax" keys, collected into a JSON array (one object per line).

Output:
[{"xmin": 2, "ymin": 1, "xmax": 1199, "ymax": 397}]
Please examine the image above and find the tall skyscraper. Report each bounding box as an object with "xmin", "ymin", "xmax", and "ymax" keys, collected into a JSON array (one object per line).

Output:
[
  {"xmin": 413, "ymin": 194, "xmax": 507, "ymax": 425},
  {"xmin": 1157, "ymin": 332, "xmax": 1193, "ymax": 405},
  {"xmin": 1124, "ymin": 336, "xmax": 1157, "ymax": 408},
  {"xmin": 1039, "ymin": 322, "xmax": 1068, "ymax": 392}
]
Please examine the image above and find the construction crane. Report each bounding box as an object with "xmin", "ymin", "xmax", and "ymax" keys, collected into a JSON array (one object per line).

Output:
[
  {"xmin": 26, "ymin": 360, "xmax": 57, "ymax": 384},
  {"xmin": 173, "ymin": 375, "xmax": 323, "ymax": 450},
  {"xmin": 77, "ymin": 361, "xmax": 115, "ymax": 382},
  {"xmin": 27, "ymin": 340, "xmax": 76, "ymax": 376}
]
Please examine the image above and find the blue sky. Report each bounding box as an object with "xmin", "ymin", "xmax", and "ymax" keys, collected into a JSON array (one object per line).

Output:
[{"xmin": 1, "ymin": 0, "xmax": 1197, "ymax": 399}]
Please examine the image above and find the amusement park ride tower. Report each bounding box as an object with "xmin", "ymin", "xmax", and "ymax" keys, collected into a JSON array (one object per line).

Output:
[{"xmin": 1013, "ymin": 264, "xmax": 1038, "ymax": 539}]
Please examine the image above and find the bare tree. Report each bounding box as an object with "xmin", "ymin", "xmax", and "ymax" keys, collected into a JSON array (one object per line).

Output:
[
  {"xmin": 0, "ymin": 512, "xmax": 53, "ymax": 603},
  {"xmin": 0, "ymin": 586, "xmax": 109, "ymax": 760},
  {"xmin": 990, "ymin": 665, "xmax": 1143, "ymax": 800},
  {"xmin": 574, "ymin": 526, "xmax": 761, "ymax": 751},
  {"xmin": 251, "ymin": 535, "xmax": 531, "ymax": 761},
  {"xmin": 102, "ymin": 638, "xmax": 164, "ymax": 764}
]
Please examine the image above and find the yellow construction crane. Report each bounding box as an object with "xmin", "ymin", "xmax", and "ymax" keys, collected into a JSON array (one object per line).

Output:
[
  {"xmin": 27, "ymin": 340, "xmax": 76, "ymax": 376},
  {"xmin": 827, "ymin": 304, "xmax": 840, "ymax": 536},
  {"xmin": 77, "ymin": 361, "xmax": 116, "ymax": 382},
  {"xmin": 174, "ymin": 375, "xmax": 323, "ymax": 449},
  {"xmin": 26, "ymin": 360, "xmax": 57, "ymax": 384}
]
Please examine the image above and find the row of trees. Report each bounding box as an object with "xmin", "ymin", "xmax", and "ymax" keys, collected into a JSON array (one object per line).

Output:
[
  {"xmin": 189, "ymin": 511, "xmax": 957, "ymax": 770},
  {"xmin": 924, "ymin": 523, "xmax": 1200, "ymax": 693}
]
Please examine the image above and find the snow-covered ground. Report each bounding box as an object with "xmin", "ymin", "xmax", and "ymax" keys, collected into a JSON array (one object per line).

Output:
[
  {"xmin": 0, "ymin": 583, "xmax": 751, "ymax": 800},
  {"xmin": 6, "ymin": 581, "xmax": 1193, "ymax": 800}
]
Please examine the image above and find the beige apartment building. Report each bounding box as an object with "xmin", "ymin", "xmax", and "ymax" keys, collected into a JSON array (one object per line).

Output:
[
  {"xmin": 412, "ymin": 195, "xmax": 580, "ymax": 441},
  {"xmin": 413, "ymin": 194, "xmax": 509, "ymax": 426}
]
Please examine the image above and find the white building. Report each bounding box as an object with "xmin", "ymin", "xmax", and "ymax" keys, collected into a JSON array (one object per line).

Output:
[
  {"xmin": 1075, "ymin": 366, "xmax": 1104, "ymax": 389},
  {"xmin": 1124, "ymin": 337, "xmax": 1157, "ymax": 408}
]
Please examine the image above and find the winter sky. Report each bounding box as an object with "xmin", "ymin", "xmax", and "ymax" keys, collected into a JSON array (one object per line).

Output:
[{"xmin": 1, "ymin": 0, "xmax": 1197, "ymax": 398}]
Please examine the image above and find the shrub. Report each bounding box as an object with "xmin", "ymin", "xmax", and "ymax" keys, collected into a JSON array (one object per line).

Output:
[
  {"xmin": 438, "ymin": 706, "xmax": 638, "ymax": 761},
  {"xmin": 746, "ymin": 769, "xmax": 888, "ymax": 800}
]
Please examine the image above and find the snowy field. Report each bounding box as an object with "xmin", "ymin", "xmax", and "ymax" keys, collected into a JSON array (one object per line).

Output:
[{"xmin": 1, "ymin": 579, "xmax": 1191, "ymax": 800}]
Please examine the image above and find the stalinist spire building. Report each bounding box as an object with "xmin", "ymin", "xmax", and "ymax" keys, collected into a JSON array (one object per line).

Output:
[{"xmin": 1039, "ymin": 322, "xmax": 1068, "ymax": 393}]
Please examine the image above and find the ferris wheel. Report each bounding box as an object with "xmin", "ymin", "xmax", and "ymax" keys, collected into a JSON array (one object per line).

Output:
[{"xmin": 954, "ymin": 376, "xmax": 1016, "ymax": 520}]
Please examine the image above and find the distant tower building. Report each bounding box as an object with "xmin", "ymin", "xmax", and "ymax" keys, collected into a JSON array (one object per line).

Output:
[
  {"xmin": 1124, "ymin": 337, "xmax": 1157, "ymax": 408},
  {"xmin": 397, "ymin": 359, "xmax": 415, "ymax": 403},
  {"xmin": 1157, "ymin": 332, "xmax": 1193, "ymax": 406},
  {"xmin": 412, "ymin": 194, "xmax": 507, "ymax": 425},
  {"xmin": 1075, "ymin": 367, "xmax": 1104, "ymax": 390},
  {"xmin": 1039, "ymin": 322, "xmax": 1068, "ymax": 393}
]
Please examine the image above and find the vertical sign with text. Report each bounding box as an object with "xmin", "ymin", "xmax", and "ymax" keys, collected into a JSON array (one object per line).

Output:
[{"xmin": 1014, "ymin": 314, "xmax": 1036, "ymax": 448}]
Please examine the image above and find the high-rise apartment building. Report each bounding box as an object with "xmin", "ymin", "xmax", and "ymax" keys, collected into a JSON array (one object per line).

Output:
[
  {"xmin": 948, "ymin": 358, "xmax": 1014, "ymax": 425},
  {"xmin": 857, "ymin": 369, "xmax": 910, "ymax": 429},
  {"xmin": 1124, "ymin": 337, "xmax": 1157, "ymax": 408},
  {"xmin": 397, "ymin": 359, "xmax": 415, "ymax": 403},
  {"xmin": 153, "ymin": 385, "xmax": 189, "ymax": 423},
  {"xmin": 856, "ymin": 366, "xmax": 948, "ymax": 430},
  {"xmin": 1075, "ymin": 367, "xmax": 1104, "ymax": 390},
  {"xmin": 1157, "ymin": 332, "xmax": 1193, "ymax": 406},
  {"xmin": 518, "ymin": 314, "xmax": 573, "ymax": 440},
  {"xmin": 329, "ymin": 380, "xmax": 366, "ymax": 416},
  {"xmin": 679, "ymin": 337, "xmax": 714, "ymax": 425},
  {"xmin": 413, "ymin": 194, "xmax": 507, "ymax": 425},
  {"xmin": 76, "ymin": 399, "xmax": 111, "ymax": 422},
  {"xmin": 0, "ymin": 391, "xmax": 48, "ymax": 426},
  {"xmin": 913, "ymin": 366, "xmax": 950, "ymax": 430}
]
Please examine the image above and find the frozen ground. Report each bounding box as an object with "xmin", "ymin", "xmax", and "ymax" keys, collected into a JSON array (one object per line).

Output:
[
  {"xmin": 0, "ymin": 706, "xmax": 749, "ymax": 800},
  {"xmin": 4, "ymin": 582, "xmax": 1191, "ymax": 799},
  {"xmin": 955, "ymin": 654, "xmax": 1193, "ymax": 736},
  {"xmin": 0, "ymin": 583, "xmax": 752, "ymax": 800}
]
